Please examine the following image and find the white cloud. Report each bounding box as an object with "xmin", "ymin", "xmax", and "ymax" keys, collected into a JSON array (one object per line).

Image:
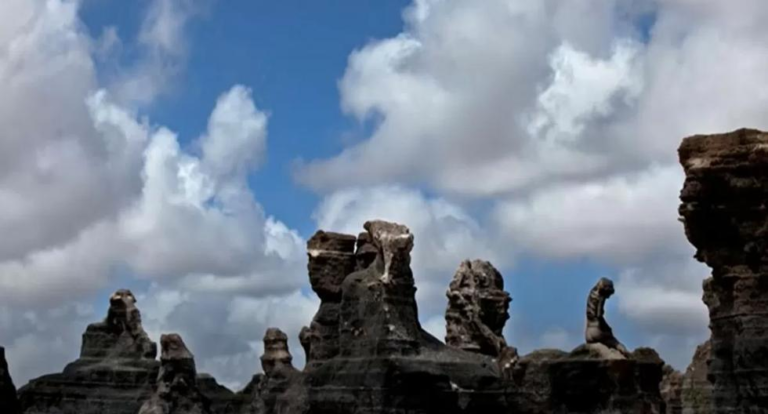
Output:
[
  {"xmin": 493, "ymin": 165, "xmax": 687, "ymax": 263},
  {"xmin": 297, "ymin": 0, "xmax": 768, "ymax": 369},
  {"xmin": 0, "ymin": 0, "xmax": 306, "ymax": 388},
  {"xmin": 313, "ymin": 185, "xmax": 506, "ymax": 317}
]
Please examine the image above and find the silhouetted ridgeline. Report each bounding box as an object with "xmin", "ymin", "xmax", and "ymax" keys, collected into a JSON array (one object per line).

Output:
[{"xmin": 2, "ymin": 128, "xmax": 767, "ymax": 413}]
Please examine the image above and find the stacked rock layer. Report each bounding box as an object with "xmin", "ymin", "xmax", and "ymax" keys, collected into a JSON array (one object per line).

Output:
[{"xmin": 679, "ymin": 128, "xmax": 768, "ymax": 413}]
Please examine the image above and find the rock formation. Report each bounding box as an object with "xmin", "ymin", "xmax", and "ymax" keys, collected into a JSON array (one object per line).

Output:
[
  {"xmin": 240, "ymin": 328, "xmax": 305, "ymax": 414},
  {"xmin": 678, "ymin": 128, "xmax": 768, "ymax": 413},
  {"xmin": 661, "ymin": 340, "xmax": 713, "ymax": 414},
  {"xmin": 445, "ymin": 259, "xmax": 512, "ymax": 357},
  {"xmin": 661, "ymin": 365, "xmax": 684, "ymax": 414},
  {"xmin": 585, "ymin": 277, "xmax": 629, "ymax": 356},
  {"xmin": 301, "ymin": 231, "xmax": 357, "ymax": 368},
  {"xmin": 306, "ymin": 220, "xmax": 508, "ymax": 413},
  {"xmin": 139, "ymin": 333, "xmax": 211, "ymax": 414},
  {"xmin": 18, "ymin": 289, "xmax": 160, "ymax": 414},
  {"xmin": 508, "ymin": 346, "xmax": 665, "ymax": 413},
  {"xmin": 1, "ymin": 346, "xmax": 19, "ymax": 414}
]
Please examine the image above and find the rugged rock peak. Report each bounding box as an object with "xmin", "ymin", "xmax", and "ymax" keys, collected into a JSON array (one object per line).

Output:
[
  {"xmin": 260, "ymin": 328, "xmax": 294, "ymax": 376},
  {"xmin": 307, "ymin": 231, "xmax": 357, "ymax": 301},
  {"xmin": 1, "ymin": 346, "xmax": 19, "ymax": 414},
  {"xmin": 81, "ymin": 288, "xmax": 157, "ymax": 359},
  {"xmin": 18, "ymin": 289, "xmax": 160, "ymax": 414},
  {"xmin": 678, "ymin": 128, "xmax": 768, "ymax": 413},
  {"xmin": 584, "ymin": 277, "xmax": 629, "ymax": 357},
  {"xmin": 363, "ymin": 220, "xmax": 414, "ymax": 284},
  {"xmin": 138, "ymin": 333, "xmax": 211, "ymax": 414},
  {"xmin": 445, "ymin": 259, "xmax": 511, "ymax": 357}
]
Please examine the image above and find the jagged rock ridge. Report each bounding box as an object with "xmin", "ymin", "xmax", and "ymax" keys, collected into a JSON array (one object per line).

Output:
[
  {"xmin": 18, "ymin": 289, "xmax": 160, "ymax": 414},
  {"xmin": 679, "ymin": 128, "xmax": 768, "ymax": 413},
  {"xmin": 139, "ymin": 333, "xmax": 211, "ymax": 414}
]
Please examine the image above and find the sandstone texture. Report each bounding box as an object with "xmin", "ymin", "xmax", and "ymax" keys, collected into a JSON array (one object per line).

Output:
[
  {"xmin": 1, "ymin": 346, "xmax": 19, "ymax": 414},
  {"xmin": 18, "ymin": 289, "xmax": 160, "ymax": 414},
  {"xmin": 679, "ymin": 128, "xmax": 768, "ymax": 413},
  {"xmin": 139, "ymin": 333, "xmax": 211, "ymax": 414}
]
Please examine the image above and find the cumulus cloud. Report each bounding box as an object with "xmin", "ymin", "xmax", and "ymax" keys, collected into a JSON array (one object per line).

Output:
[
  {"xmin": 0, "ymin": 0, "xmax": 309, "ymax": 388},
  {"xmin": 313, "ymin": 185, "xmax": 506, "ymax": 317},
  {"xmin": 297, "ymin": 0, "xmax": 768, "ymax": 367}
]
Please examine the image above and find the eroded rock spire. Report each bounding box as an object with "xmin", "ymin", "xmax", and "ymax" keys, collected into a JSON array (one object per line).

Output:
[{"xmin": 445, "ymin": 259, "xmax": 512, "ymax": 357}]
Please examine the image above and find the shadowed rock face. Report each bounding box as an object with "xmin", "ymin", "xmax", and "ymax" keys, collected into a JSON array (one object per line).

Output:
[
  {"xmin": 1, "ymin": 346, "xmax": 19, "ymax": 414},
  {"xmin": 445, "ymin": 259, "xmax": 511, "ymax": 357},
  {"xmin": 139, "ymin": 333, "xmax": 211, "ymax": 414},
  {"xmin": 18, "ymin": 289, "xmax": 160, "ymax": 414},
  {"xmin": 678, "ymin": 128, "xmax": 768, "ymax": 413}
]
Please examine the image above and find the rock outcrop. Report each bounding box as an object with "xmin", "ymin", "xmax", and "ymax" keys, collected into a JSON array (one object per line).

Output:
[
  {"xmin": 508, "ymin": 346, "xmax": 665, "ymax": 413},
  {"xmin": 18, "ymin": 289, "xmax": 160, "ymax": 414},
  {"xmin": 301, "ymin": 231, "xmax": 357, "ymax": 368},
  {"xmin": 1, "ymin": 346, "xmax": 19, "ymax": 414},
  {"xmin": 306, "ymin": 220, "xmax": 508, "ymax": 413},
  {"xmin": 661, "ymin": 340, "xmax": 713, "ymax": 414},
  {"xmin": 445, "ymin": 259, "xmax": 512, "ymax": 357},
  {"xmin": 139, "ymin": 333, "xmax": 211, "ymax": 414},
  {"xmin": 678, "ymin": 128, "xmax": 768, "ymax": 413}
]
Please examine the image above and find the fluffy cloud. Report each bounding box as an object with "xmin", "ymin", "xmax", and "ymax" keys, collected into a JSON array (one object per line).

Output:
[
  {"xmin": 298, "ymin": 0, "xmax": 768, "ymax": 368},
  {"xmin": 0, "ymin": 0, "xmax": 309, "ymax": 388},
  {"xmin": 313, "ymin": 185, "xmax": 506, "ymax": 317}
]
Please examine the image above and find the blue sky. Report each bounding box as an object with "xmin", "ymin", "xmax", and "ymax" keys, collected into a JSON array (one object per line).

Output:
[{"xmin": 3, "ymin": 0, "xmax": 766, "ymax": 389}]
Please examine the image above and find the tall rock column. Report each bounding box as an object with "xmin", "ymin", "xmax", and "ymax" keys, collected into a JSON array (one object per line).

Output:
[
  {"xmin": 679, "ymin": 128, "xmax": 768, "ymax": 412},
  {"xmin": 302, "ymin": 231, "xmax": 357, "ymax": 368}
]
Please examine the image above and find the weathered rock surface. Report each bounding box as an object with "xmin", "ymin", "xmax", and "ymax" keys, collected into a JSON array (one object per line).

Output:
[
  {"xmin": 18, "ymin": 289, "xmax": 160, "ymax": 414},
  {"xmin": 509, "ymin": 346, "xmax": 665, "ymax": 413},
  {"xmin": 301, "ymin": 231, "xmax": 357, "ymax": 368},
  {"xmin": 246, "ymin": 328, "xmax": 306, "ymax": 414},
  {"xmin": 306, "ymin": 220, "xmax": 508, "ymax": 414},
  {"xmin": 1, "ymin": 346, "xmax": 19, "ymax": 414},
  {"xmin": 661, "ymin": 365, "xmax": 684, "ymax": 414},
  {"xmin": 678, "ymin": 128, "xmax": 768, "ymax": 413},
  {"xmin": 139, "ymin": 333, "xmax": 211, "ymax": 414},
  {"xmin": 445, "ymin": 259, "xmax": 512, "ymax": 357}
]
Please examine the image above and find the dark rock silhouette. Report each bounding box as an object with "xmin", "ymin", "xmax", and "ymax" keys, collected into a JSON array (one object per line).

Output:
[
  {"xmin": 679, "ymin": 128, "xmax": 768, "ymax": 413},
  {"xmin": 661, "ymin": 365, "xmax": 684, "ymax": 414},
  {"xmin": 18, "ymin": 289, "xmax": 160, "ymax": 414},
  {"xmin": 139, "ymin": 333, "xmax": 211, "ymax": 414},
  {"xmin": 1, "ymin": 346, "xmax": 19, "ymax": 414}
]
